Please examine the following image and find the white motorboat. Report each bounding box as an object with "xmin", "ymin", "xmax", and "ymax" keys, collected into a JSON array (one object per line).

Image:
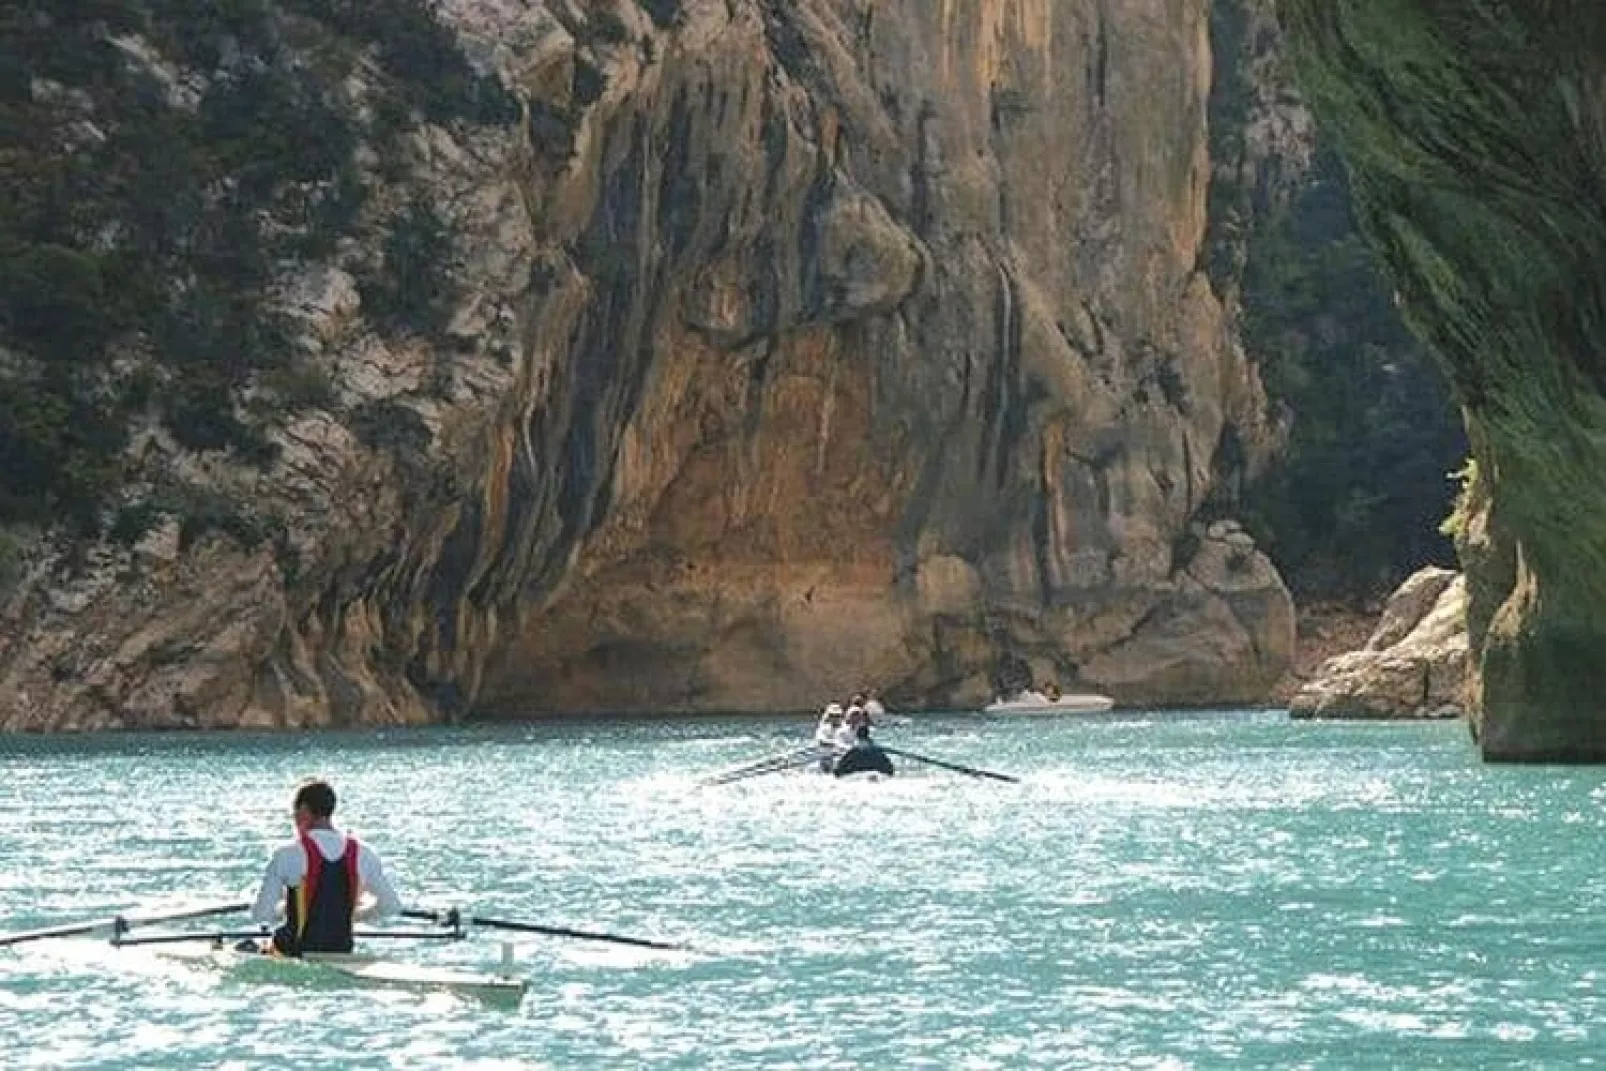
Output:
[{"xmin": 983, "ymin": 690, "xmax": 1115, "ymax": 714}]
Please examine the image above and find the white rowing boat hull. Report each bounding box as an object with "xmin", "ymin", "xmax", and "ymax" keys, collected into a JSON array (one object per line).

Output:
[
  {"xmin": 149, "ymin": 945, "xmax": 527, "ymax": 1001},
  {"xmin": 983, "ymin": 693, "xmax": 1115, "ymax": 714}
]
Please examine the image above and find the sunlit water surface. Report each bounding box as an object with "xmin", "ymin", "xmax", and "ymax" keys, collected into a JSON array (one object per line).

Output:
[{"xmin": 2, "ymin": 711, "xmax": 1605, "ymax": 1069}]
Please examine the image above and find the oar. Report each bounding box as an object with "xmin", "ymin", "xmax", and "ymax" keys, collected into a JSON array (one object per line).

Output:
[
  {"xmin": 698, "ymin": 746, "xmax": 822, "ymax": 786},
  {"xmin": 702, "ymin": 750, "xmax": 829, "ymax": 787},
  {"xmin": 699, "ymin": 746, "xmax": 826, "ymax": 786},
  {"xmin": 707, "ymin": 746, "xmax": 817, "ymax": 778},
  {"xmin": 0, "ymin": 900, "xmax": 252, "ymax": 948},
  {"xmin": 403, "ymin": 909, "xmax": 689, "ymax": 952},
  {"xmin": 879, "ymin": 746, "xmax": 1020, "ymax": 783},
  {"xmin": 111, "ymin": 928, "xmax": 465, "ymax": 947}
]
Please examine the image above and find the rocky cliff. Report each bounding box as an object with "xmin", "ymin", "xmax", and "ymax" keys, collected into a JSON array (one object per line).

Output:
[
  {"xmin": 0, "ymin": 0, "xmax": 1296, "ymax": 730},
  {"xmin": 1279, "ymin": 2, "xmax": 1606, "ymax": 760}
]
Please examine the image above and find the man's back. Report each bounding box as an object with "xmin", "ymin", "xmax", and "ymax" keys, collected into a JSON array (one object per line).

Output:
[{"xmin": 251, "ymin": 827, "xmax": 402, "ymax": 932}]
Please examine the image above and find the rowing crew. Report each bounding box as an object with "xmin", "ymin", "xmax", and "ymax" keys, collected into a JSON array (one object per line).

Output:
[{"xmin": 814, "ymin": 692, "xmax": 884, "ymax": 750}]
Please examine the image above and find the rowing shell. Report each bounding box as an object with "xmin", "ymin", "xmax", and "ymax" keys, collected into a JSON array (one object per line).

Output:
[{"xmin": 148, "ymin": 944, "xmax": 527, "ymax": 1002}]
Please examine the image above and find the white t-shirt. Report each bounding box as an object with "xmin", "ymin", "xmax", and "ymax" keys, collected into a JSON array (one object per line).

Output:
[{"xmin": 250, "ymin": 827, "xmax": 402, "ymax": 925}]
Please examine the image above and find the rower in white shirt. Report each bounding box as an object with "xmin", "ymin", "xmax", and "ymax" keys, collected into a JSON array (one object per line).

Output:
[
  {"xmin": 836, "ymin": 706, "xmax": 872, "ymax": 750},
  {"xmin": 815, "ymin": 702, "xmax": 846, "ymax": 748},
  {"xmin": 249, "ymin": 778, "xmax": 402, "ymax": 955}
]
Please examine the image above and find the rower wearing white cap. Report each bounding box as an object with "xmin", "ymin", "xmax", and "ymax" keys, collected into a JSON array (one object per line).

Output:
[
  {"xmin": 815, "ymin": 702, "xmax": 846, "ymax": 748},
  {"xmin": 836, "ymin": 705, "xmax": 872, "ymax": 750}
]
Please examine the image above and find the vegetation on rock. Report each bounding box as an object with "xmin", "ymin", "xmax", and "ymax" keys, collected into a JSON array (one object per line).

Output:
[
  {"xmin": 0, "ymin": 0, "xmax": 514, "ymax": 536},
  {"xmin": 1278, "ymin": 0, "xmax": 1606, "ymax": 759}
]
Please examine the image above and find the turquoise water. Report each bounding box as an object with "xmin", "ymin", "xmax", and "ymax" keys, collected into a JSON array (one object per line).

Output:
[{"xmin": 2, "ymin": 710, "xmax": 1604, "ymax": 1069}]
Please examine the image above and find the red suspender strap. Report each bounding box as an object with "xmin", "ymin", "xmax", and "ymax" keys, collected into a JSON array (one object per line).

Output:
[
  {"xmin": 296, "ymin": 832, "xmax": 325, "ymax": 941},
  {"xmin": 300, "ymin": 832, "xmax": 326, "ymax": 890},
  {"xmin": 344, "ymin": 837, "xmax": 361, "ymax": 912}
]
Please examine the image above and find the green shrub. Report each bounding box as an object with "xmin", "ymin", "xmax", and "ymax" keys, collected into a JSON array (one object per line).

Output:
[
  {"xmin": 109, "ymin": 502, "xmax": 164, "ymax": 547},
  {"xmin": 174, "ymin": 488, "xmax": 269, "ymax": 552},
  {"xmin": 261, "ymin": 361, "xmax": 340, "ymax": 411},
  {"xmin": 573, "ymin": 57, "xmax": 607, "ymax": 105},
  {"xmin": 638, "ymin": 0, "xmax": 681, "ymax": 30},
  {"xmin": 349, "ymin": 399, "xmax": 432, "ymax": 454},
  {"xmin": 0, "ymin": 243, "xmax": 119, "ymax": 363},
  {"xmin": 358, "ymin": 199, "xmax": 455, "ymax": 336},
  {"xmin": 0, "ymin": 373, "xmax": 127, "ymax": 533},
  {"xmin": 0, "ymin": 0, "xmax": 506, "ymax": 531},
  {"xmin": 1439, "ymin": 457, "xmax": 1479, "ymax": 538},
  {"xmin": 282, "ymin": 0, "xmax": 519, "ymax": 126},
  {"xmin": 591, "ymin": 8, "xmax": 631, "ymax": 45},
  {"xmin": 0, "ymin": 525, "xmax": 32, "ymax": 598}
]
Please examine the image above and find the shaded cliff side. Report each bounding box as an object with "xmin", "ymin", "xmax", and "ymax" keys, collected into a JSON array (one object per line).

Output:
[
  {"xmin": 1279, "ymin": 2, "xmax": 1606, "ymax": 760},
  {"xmin": 1208, "ymin": 0, "xmax": 1464, "ymax": 604},
  {"xmin": 0, "ymin": 0, "xmax": 1295, "ymax": 730}
]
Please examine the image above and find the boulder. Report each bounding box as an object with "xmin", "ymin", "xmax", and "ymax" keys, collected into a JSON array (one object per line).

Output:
[{"xmin": 1290, "ymin": 568, "xmax": 1468, "ymax": 720}]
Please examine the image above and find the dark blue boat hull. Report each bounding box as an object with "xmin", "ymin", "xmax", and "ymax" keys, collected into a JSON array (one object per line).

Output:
[{"xmin": 830, "ymin": 745, "xmax": 895, "ymax": 777}]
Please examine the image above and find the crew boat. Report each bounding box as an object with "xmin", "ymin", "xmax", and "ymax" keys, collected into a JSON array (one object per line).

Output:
[
  {"xmin": 825, "ymin": 742, "xmax": 894, "ymax": 777},
  {"xmin": 812, "ymin": 699, "xmax": 894, "ymax": 777},
  {"xmin": 0, "ymin": 903, "xmax": 688, "ymax": 1003},
  {"xmin": 697, "ymin": 695, "xmax": 1022, "ymax": 788},
  {"xmin": 150, "ymin": 939, "xmax": 528, "ymax": 1002}
]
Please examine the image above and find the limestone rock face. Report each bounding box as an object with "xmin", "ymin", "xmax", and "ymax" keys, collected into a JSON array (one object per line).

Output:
[
  {"xmin": 0, "ymin": 0, "xmax": 1295, "ymax": 730},
  {"xmin": 1289, "ymin": 567, "xmax": 1468, "ymax": 721},
  {"xmin": 470, "ymin": 0, "xmax": 1292, "ymax": 714},
  {"xmin": 1279, "ymin": 2, "xmax": 1606, "ymax": 759}
]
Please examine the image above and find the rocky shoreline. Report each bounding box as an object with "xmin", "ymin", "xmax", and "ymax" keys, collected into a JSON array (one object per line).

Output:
[{"xmin": 1286, "ymin": 567, "xmax": 1468, "ymax": 721}]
